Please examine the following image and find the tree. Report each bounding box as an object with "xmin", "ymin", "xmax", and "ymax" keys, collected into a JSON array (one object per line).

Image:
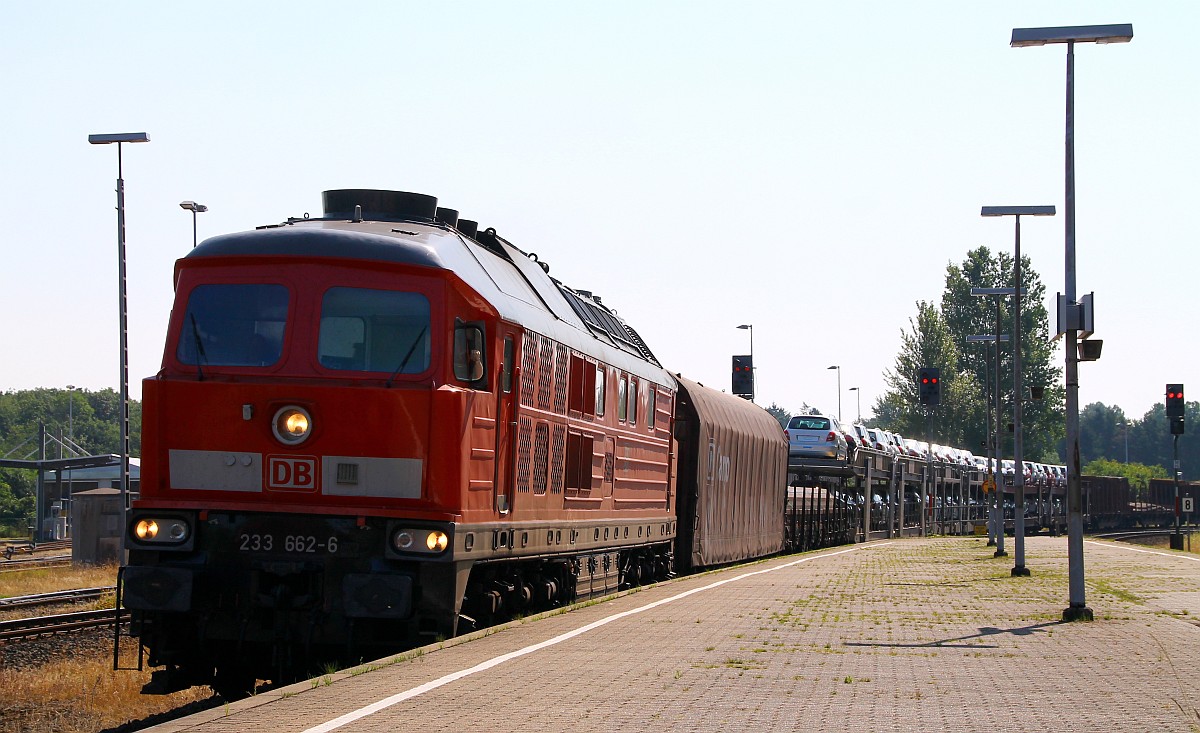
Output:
[
  {"xmin": 765, "ymin": 403, "xmax": 789, "ymax": 429},
  {"xmin": 872, "ymin": 301, "xmax": 985, "ymax": 448},
  {"xmin": 1082, "ymin": 457, "xmax": 1167, "ymax": 493},
  {"xmin": 764, "ymin": 401, "xmax": 816, "ymax": 429},
  {"xmin": 0, "ymin": 388, "xmax": 142, "ymax": 534},
  {"xmin": 1127, "ymin": 401, "xmax": 1200, "ymax": 481},
  {"xmin": 1078, "ymin": 402, "xmax": 1129, "ymax": 465},
  {"xmin": 873, "ymin": 246, "xmax": 1062, "ymax": 461}
]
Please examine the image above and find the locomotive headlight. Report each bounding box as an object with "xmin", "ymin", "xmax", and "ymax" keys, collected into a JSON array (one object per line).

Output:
[
  {"xmin": 135, "ymin": 519, "xmax": 159, "ymax": 540},
  {"xmin": 390, "ymin": 527, "xmax": 450, "ymax": 555},
  {"xmin": 272, "ymin": 406, "xmax": 312, "ymax": 445},
  {"xmin": 393, "ymin": 530, "xmax": 415, "ymax": 550},
  {"xmin": 132, "ymin": 517, "xmax": 190, "ymax": 545},
  {"xmin": 425, "ymin": 531, "xmax": 449, "ymax": 552}
]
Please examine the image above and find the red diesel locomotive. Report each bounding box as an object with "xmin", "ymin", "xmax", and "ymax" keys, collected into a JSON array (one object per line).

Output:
[{"xmin": 120, "ymin": 189, "xmax": 785, "ymax": 696}]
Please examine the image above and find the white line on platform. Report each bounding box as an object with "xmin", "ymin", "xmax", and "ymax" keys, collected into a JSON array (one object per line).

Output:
[
  {"xmin": 300, "ymin": 543, "xmax": 885, "ymax": 733},
  {"xmin": 1085, "ymin": 538, "xmax": 1200, "ymax": 563}
]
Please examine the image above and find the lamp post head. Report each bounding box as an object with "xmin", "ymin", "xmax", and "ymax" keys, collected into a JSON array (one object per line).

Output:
[
  {"xmin": 827, "ymin": 365, "xmax": 838, "ymax": 371},
  {"xmin": 981, "ymin": 205, "xmax": 1056, "ymax": 217},
  {"xmin": 88, "ymin": 132, "xmax": 150, "ymax": 144},
  {"xmin": 736, "ymin": 324, "xmax": 751, "ymax": 330},
  {"xmin": 179, "ymin": 201, "xmax": 208, "ymax": 213},
  {"xmin": 1011, "ymin": 24, "xmax": 1132, "ymax": 47}
]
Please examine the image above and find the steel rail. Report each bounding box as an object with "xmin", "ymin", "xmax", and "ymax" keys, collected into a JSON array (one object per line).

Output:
[{"xmin": 0, "ymin": 608, "xmax": 119, "ymax": 642}]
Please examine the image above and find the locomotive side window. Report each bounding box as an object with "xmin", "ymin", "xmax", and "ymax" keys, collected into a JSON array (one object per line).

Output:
[
  {"xmin": 568, "ymin": 354, "xmax": 586, "ymax": 413},
  {"xmin": 502, "ymin": 336, "xmax": 514, "ymax": 393},
  {"xmin": 453, "ymin": 320, "xmax": 487, "ymax": 384},
  {"xmin": 177, "ymin": 284, "xmax": 288, "ymax": 367},
  {"xmin": 595, "ymin": 365, "xmax": 606, "ymax": 417},
  {"xmin": 319, "ymin": 288, "xmax": 430, "ymax": 374},
  {"xmin": 628, "ymin": 377, "xmax": 638, "ymax": 426},
  {"xmin": 617, "ymin": 375, "xmax": 628, "ymax": 422},
  {"xmin": 647, "ymin": 386, "xmax": 656, "ymax": 429}
]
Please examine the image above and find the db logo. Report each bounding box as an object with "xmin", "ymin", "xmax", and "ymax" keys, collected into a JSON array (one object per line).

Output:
[{"xmin": 267, "ymin": 456, "xmax": 319, "ymax": 492}]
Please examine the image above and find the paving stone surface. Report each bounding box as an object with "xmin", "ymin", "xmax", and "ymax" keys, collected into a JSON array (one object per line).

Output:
[{"xmin": 144, "ymin": 536, "xmax": 1200, "ymax": 733}]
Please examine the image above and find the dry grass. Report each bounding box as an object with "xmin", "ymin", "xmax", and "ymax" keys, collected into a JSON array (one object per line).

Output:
[
  {"xmin": 0, "ymin": 563, "xmax": 216, "ymax": 733},
  {"xmin": 0, "ymin": 564, "xmax": 119, "ymax": 599},
  {"xmin": 0, "ymin": 650, "xmax": 214, "ymax": 733}
]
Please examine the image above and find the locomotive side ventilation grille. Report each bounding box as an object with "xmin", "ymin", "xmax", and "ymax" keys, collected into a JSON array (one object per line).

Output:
[
  {"xmin": 551, "ymin": 424, "xmax": 565, "ymax": 494},
  {"xmin": 533, "ymin": 423, "xmax": 550, "ymax": 496},
  {"xmin": 553, "ymin": 343, "xmax": 569, "ymax": 415},
  {"xmin": 520, "ymin": 337, "xmax": 539, "ymax": 409},
  {"xmin": 516, "ymin": 416, "xmax": 533, "ymax": 493},
  {"xmin": 537, "ymin": 337, "xmax": 554, "ymax": 410}
]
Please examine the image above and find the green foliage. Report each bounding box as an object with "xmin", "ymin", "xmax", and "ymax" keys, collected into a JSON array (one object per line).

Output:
[
  {"xmin": 765, "ymin": 403, "xmax": 790, "ymax": 429},
  {"xmin": 873, "ymin": 247, "xmax": 1063, "ymax": 460},
  {"xmin": 765, "ymin": 401, "xmax": 818, "ymax": 428},
  {"xmin": 1082, "ymin": 457, "xmax": 1167, "ymax": 493},
  {"xmin": 873, "ymin": 301, "xmax": 986, "ymax": 449},
  {"xmin": 1079, "ymin": 400, "xmax": 1200, "ymax": 481},
  {"xmin": 0, "ymin": 387, "xmax": 141, "ymax": 531}
]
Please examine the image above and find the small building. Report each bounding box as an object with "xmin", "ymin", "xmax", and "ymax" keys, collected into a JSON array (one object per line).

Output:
[
  {"xmin": 42, "ymin": 459, "xmax": 140, "ymax": 540},
  {"xmin": 70, "ymin": 488, "xmax": 125, "ymax": 565}
]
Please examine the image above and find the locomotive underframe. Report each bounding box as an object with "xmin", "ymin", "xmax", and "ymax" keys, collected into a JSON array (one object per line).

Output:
[{"xmin": 120, "ymin": 509, "xmax": 674, "ymax": 695}]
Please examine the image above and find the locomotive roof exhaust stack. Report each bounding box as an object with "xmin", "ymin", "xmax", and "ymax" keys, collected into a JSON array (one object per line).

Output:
[
  {"xmin": 456, "ymin": 219, "xmax": 479, "ymax": 239},
  {"xmin": 323, "ymin": 189, "xmax": 438, "ymax": 222},
  {"xmin": 435, "ymin": 207, "xmax": 459, "ymax": 227}
]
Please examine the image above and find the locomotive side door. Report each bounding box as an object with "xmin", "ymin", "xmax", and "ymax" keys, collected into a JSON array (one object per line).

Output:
[{"xmin": 494, "ymin": 331, "xmax": 518, "ymax": 514}]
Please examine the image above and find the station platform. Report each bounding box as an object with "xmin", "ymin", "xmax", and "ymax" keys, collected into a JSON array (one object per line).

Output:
[{"xmin": 144, "ymin": 536, "xmax": 1200, "ymax": 733}]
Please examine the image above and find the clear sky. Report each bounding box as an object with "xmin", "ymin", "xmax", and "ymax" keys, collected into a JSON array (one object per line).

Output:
[{"xmin": 1, "ymin": 1, "xmax": 1192, "ymax": 428}]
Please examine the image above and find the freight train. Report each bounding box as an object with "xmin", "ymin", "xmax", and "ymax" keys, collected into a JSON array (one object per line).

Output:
[{"xmin": 118, "ymin": 189, "xmax": 788, "ymax": 696}]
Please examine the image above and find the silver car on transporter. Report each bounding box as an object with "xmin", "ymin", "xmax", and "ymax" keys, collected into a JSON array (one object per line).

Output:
[{"xmin": 785, "ymin": 413, "xmax": 849, "ymax": 463}]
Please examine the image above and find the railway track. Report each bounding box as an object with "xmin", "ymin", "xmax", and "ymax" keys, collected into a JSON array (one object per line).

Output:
[
  {"xmin": 0, "ymin": 608, "xmax": 119, "ymax": 643},
  {"xmin": 1093, "ymin": 528, "xmax": 1189, "ymax": 541},
  {"xmin": 0, "ymin": 554, "xmax": 72, "ymax": 572},
  {"xmin": 0, "ymin": 586, "xmax": 116, "ymax": 610}
]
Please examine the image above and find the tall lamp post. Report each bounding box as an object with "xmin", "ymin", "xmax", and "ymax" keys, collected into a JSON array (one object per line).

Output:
[
  {"xmin": 967, "ymin": 333, "xmax": 1009, "ymax": 546},
  {"xmin": 65, "ymin": 385, "xmax": 76, "ymax": 506},
  {"xmin": 827, "ymin": 365, "xmax": 841, "ymax": 422},
  {"xmin": 736, "ymin": 324, "xmax": 754, "ymax": 402},
  {"xmin": 89, "ymin": 131, "xmax": 150, "ymax": 538},
  {"xmin": 982, "ymin": 205, "xmax": 1055, "ymax": 577},
  {"xmin": 971, "ymin": 287, "xmax": 1023, "ymax": 557},
  {"xmin": 179, "ymin": 200, "xmax": 208, "ymax": 248},
  {"xmin": 1012, "ymin": 23, "xmax": 1132, "ymax": 621},
  {"xmin": 848, "ymin": 387, "xmax": 861, "ymax": 423}
]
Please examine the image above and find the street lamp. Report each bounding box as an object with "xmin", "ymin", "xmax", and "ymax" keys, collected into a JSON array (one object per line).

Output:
[
  {"xmin": 736, "ymin": 324, "xmax": 754, "ymax": 402},
  {"xmin": 971, "ymin": 287, "xmax": 1023, "ymax": 558},
  {"xmin": 983, "ymin": 205, "xmax": 1056, "ymax": 577},
  {"xmin": 89, "ymin": 131, "xmax": 149, "ymax": 538},
  {"xmin": 180, "ymin": 200, "xmax": 208, "ymax": 248},
  {"xmin": 1012, "ymin": 22, "xmax": 1132, "ymax": 622},
  {"xmin": 967, "ymin": 334, "xmax": 1009, "ymax": 547},
  {"xmin": 827, "ymin": 365, "xmax": 841, "ymax": 423},
  {"xmin": 848, "ymin": 387, "xmax": 860, "ymax": 423},
  {"xmin": 65, "ymin": 385, "xmax": 76, "ymax": 504}
]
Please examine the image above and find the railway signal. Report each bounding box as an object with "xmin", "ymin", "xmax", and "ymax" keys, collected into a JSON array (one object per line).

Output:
[
  {"xmin": 1167, "ymin": 383, "xmax": 1185, "ymax": 435},
  {"xmin": 731, "ymin": 355, "xmax": 754, "ymax": 398},
  {"xmin": 917, "ymin": 367, "xmax": 941, "ymax": 406}
]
